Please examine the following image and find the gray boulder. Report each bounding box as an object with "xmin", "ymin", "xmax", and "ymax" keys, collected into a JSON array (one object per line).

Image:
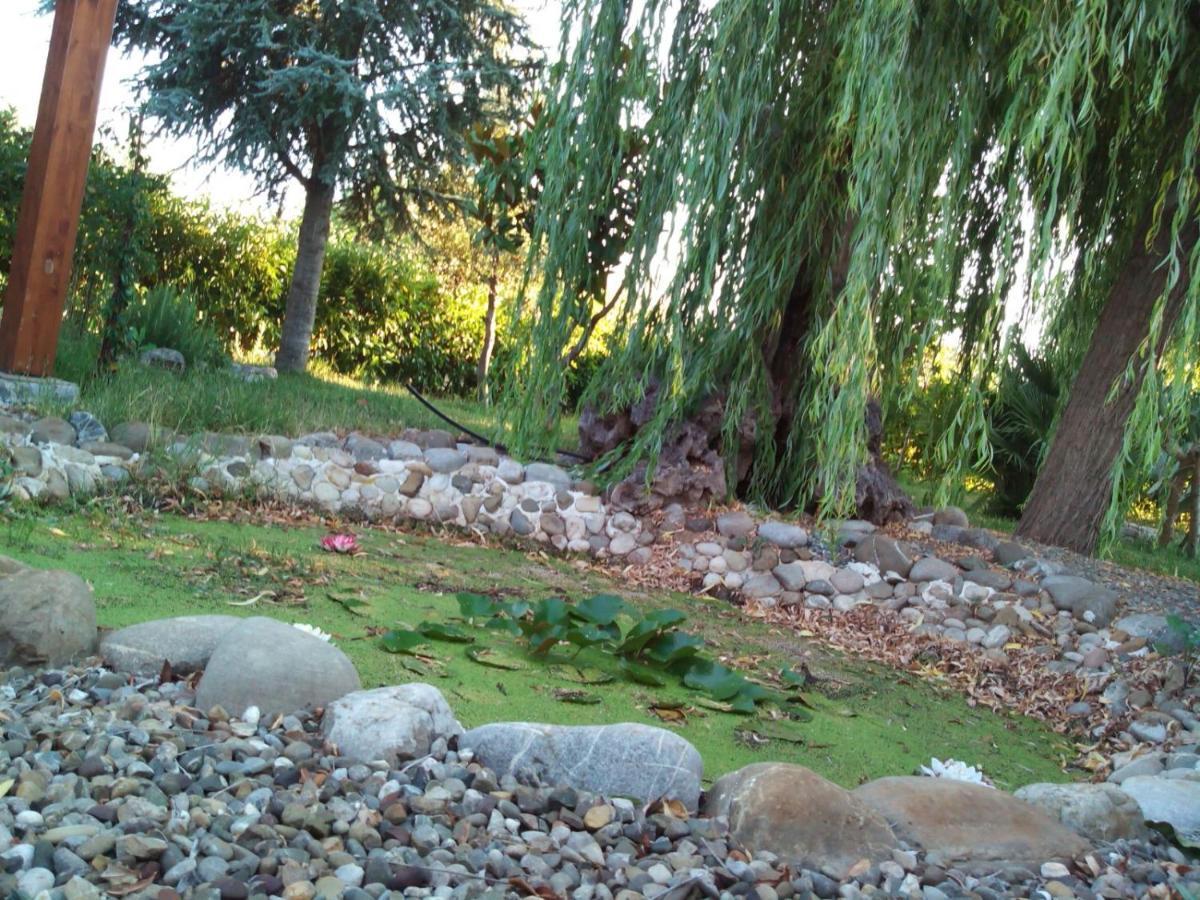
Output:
[
  {"xmin": 932, "ymin": 506, "xmax": 969, "ymax": 527},
  {"xmin": 67, "ymin": 411, "xmax": 107, "ymax": 445},
  {"xmin": 140, "ymin": 347, "xmax": 186, "ymax": 371},
  {"xmin": 30, "ymin": 416, "xmax": 75, "ymax": 446},
  {"xmin": 0, "ymin": 569, "xmax": 97, "ymax": 667},
  {"xmin": 1014, "ymin": 782, "xmax": 1150, "ymax": 843},
  {"xmin": 705, "ymin": 763, "xmax": 898, "ymax": 879},
  {"xmin": 525, "ymin": 462, "xmax": 572, "ymax": 491},
  {"xmin": 908, "ymin": 556, "xmax": 959, "ymax": 583},
  {"xmin": 110, "ymin": 422, "xmax": 161, "ymax": 453},
  {"xmin": 993, "ymin": 540, "xmax": 1030, "ymax": 567},
  {"xmin": 344, "ymin": 432, "xmax": 387, "ymax": 462},
  {"xmin": 459, "ymin": 722, "xmax": 704, "ymax": 810},
  {"xmin": 716, "ymin": 511, "xmax": 756, "ymax": 539},
  {"xmin": 852, "ymin": 534, "xmax": 914, "ymax": 578},
  {"xmin": 195, "ymin": 617, "xmax": 360, "ymax": 717},
  {"xmin": 100, "ymin": 615, "xmax": 241, "ymax": 676},
  {"xmin": 756, "ymin": 521, "xmax": 808, "ymax": 549},
  {"xmin": 852, "ymin": 776, "xmax": 1088, "ymax": 872},
  {"xmin": 1119, "ymin": 776, "xmax": 1200, "ymax": 847},
  {"xmin": 423, "ymin": 448, "xmax": 468, "ymax": 474},
  {"xmin": 1112, "ymin": 613, "xmax": 1188, "ymax": 654},
  {"xmin": 323, "ymin": 684, "xmax": 462, "ymax": 764},
  {"xmin": 1041, "ymin": 575, "xmax": 1119, "ymax": 626}
]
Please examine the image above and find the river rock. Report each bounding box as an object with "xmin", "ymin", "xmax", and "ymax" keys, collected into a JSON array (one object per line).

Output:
[
  {"xmin": 67, "ymin": 411, "xmax": 107, "ymax": 445},
  {"xmin": 100, "ymin": 615, "xmax": 241, "ymax": 676},
  {"xmin": 909, "ymin": 556, "xmax": 959, "ymax": 583},
  {"xmin": 1119, "ymin": 776, "xmax": 1200, "ymax": 847},
  {"xmin": 852, "ymin": 776, "xmax": 1089, "ymax": 871},
  {"xmin": 525, "ymin": 463, "xmax": 572, "ymax": 491},
  {"xmin": 459, "ymin": 722, "xmax": 704, "ymax": 810},
  {"xmin": 705, "ymin": 763, "xmax": 898, "ymax": 879},
  {"xmin": 110, "ymin": 422, "xmax": 160, "ymax": 453},
  {"xmin": 0, "ymin": 568, "xmax": 96, "ymax": 667},
  {"xmin": 757, "ymin": 521, "xmax": 808, "ymax": 549},
  {"xmin": 140, "ymin": 347, "xmax": 186, "ymax": 371},
  {"xmin": 29, "ymin": 416, "xmax": 75, "ymax": 445},
  {"xmin": 1112, "ymin": 613, "xmax": 1187, "ymax": 654},
  {"xmin": 853, "ymin": 535, "xmax": 914, "ymax": 578},
  {"xmin": 196, "ymin": 617, "xmax": 360, "ymax": 717},
  {"xmin": 423, "ymin": 448, "xmax": 468, "ymax": 473},
  {"xmin": 322, "ymin": 684, "xmax": 462, "ymax": 765},
  {"xmin": 933, "ymin": 506, "xmax": 969, "ymax": 527},
  {"xmin": 1014, "ymin": 782, "xmax": 1149, "ymax": 843},
  {"xmin": 716, "ymin": 511, "xmax": 756, "ymax": 539},
  {"xmin": 1041, "ymin": 575, "xmax": 1119, "ymax": 626}
]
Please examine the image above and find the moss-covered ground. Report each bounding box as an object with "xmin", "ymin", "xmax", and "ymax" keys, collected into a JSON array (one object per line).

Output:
[{"xmin": 0, "ymin": 504, "xmax": 1072, "ymax": 791}]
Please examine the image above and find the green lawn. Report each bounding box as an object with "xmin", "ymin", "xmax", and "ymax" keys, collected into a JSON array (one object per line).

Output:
[
  {"xmin": 32, "ymin": 360, "xmax": 579, "ymax": 450},
  {"xmin": 0, "ymin": 503, "xmax": 1071, "ymax": 791}
]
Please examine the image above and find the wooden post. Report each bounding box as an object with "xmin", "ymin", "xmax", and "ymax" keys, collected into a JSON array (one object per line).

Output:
[{"xmin": 0, "ymin": 0, "xmax": 118, "ymax": 376}]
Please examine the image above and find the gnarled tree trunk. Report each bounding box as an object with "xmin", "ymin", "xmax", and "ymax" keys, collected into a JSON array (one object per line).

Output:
[
  {"xmin": 1016, "ymin": 216, "xmax": 1197, "ymax": 554},
  {"xmin": 275, "ymin": 179, "xmax": 336, "ymax": 373}
]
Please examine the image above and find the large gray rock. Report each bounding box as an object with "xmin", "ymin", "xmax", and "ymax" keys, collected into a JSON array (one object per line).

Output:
[
  {"xmin": 908, "ymin": 556, "xmax": 959, "ymax": 583},
  {"xmin": 716, "ymin": 511, "xmax": 756, "ymax": 539},
  {"xmin": 323, "ymin": 684, "xmax": 462, "ymax": 764},
  {"xmin": 932, "ymin": 506, "xmax": 969, "ymax": 528},
  {"xmin": 852, "ymin": 535, "xmax": 914, "ymax": 578},
  {"xmin": 852, "ymin": 776, "xmax": 1089, "ymax": 872},
  {"xmin": 1014, "ymin": 782, "xmax": 1150, "ymax": 843},
  {"xmin": 1041, "ymin": 575, "xmax": 1119, "ymax": 626},
  {"xmin": 459, "ymin": 722, "xmax": 704, "ymax": 810},
  {"xmin": 30, "ymin": 416, "xmax": 75, "ymax": 446},
  {"xmin": 1112, "ymin": 613, "xmax": 1188, "ymax": 654},
  {"xmin": 344, "ymin": 432, "xmax": 387, "ymax": 462},
  {"xmin": 195, "ymin": 617, "xmax": 360, "ymax": 717},
  {"xmin": 0, "ymin": 569, "xmax": 96, "ymax": 667},
  {"xmin": 525, "ymin": 463, "xmax": 572, "ymax": 491},
  {"xmin": 756, "ymin": 521, "xmax": 808, "ymax": 549},
  {"xmin": 110, "ymin": 422, "xmax": 162, "ymax": 453},
  {"xmin": 100, "ymin": 615, "xmax": 241, "ymax": 676},
  {"xmin": 1119, "ymin": 776, "xmax": 1200, "ymax": 847},
  {"xmin": 705, "ymin": 763, "xmax": 898, "ymax": 879},
  {"xmin": 67, "ymin": 411, "xmax": 107, "ymax": 445},
  {"xmin": 423, "ymin": 448, "xmax": 468, "ymax": 474},
  {"xmin": 140, "ymin": 347, "xmax": 186, "ymax": 371}
]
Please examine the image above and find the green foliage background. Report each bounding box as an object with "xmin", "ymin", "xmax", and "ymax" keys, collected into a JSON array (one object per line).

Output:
[{"xmin": 0, "ymin": 109, "xmax": 495, "ymax": 395}]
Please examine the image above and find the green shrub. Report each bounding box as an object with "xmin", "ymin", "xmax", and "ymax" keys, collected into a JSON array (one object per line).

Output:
[
  {"xmin": 985, "ymin": 345, "xmax": 1061, "ymax": 517},
  {"xmin": 124, "ymin": 285, "xmax": 227, "ymax": 368}
]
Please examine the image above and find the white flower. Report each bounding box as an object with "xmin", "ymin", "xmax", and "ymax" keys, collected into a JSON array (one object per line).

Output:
[
  {"xmin": 920, "ymin": 757, "xmax": 993, "ymax": 787},
  {"xmin": 292, "ymin": 622, "xmax": 333, "ymax": 643}
]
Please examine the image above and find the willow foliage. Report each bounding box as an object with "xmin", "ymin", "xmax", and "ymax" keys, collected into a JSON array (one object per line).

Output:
[{"xmin": 506, "ymin": 0, "xmax": 1200, "ymax": 531}]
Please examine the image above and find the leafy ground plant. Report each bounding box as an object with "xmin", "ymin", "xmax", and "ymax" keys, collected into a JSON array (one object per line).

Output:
[{"xmin": 384, "ymin": 592, "xmax": 797, "ymax": 714}]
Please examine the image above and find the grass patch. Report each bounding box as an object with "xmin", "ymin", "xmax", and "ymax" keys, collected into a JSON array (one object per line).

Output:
[
  {"xmin": 32, "ymin": 360, "xmax": 578, "ymax": 450},
  {"xmin": 1, "ymin": 504, "xmax": 1072, "ymax": 790}
]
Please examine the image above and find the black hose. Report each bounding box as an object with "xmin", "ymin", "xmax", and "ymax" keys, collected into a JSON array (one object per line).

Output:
[{"xmin": 404, "ymin": 383, "xmax": 590, "ymax": 463}]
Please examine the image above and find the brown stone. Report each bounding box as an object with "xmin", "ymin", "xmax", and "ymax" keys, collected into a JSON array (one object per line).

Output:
[
  {"xmin": 704, "ymin": 763, "xmax": 898, "ymax": 879},
  {"xmin": 852, "ymin": 777, "xmax": 1089, "ymax": 872}
]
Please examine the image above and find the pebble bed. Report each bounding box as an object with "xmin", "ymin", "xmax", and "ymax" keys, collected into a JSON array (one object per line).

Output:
[{"xmin": 1, "ymin": 664, "xmax": 1197, "ymax": 900}]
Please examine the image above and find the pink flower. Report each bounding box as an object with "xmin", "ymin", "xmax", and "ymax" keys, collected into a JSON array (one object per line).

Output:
[{"xmin": 320, "ymin": 533, "xmax": 361, "ymax": 555}]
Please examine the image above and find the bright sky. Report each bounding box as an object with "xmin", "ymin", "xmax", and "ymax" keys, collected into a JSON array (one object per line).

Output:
[{"xmin": 0, "ymin": 0, "xmax": 562, "ymax": 217}]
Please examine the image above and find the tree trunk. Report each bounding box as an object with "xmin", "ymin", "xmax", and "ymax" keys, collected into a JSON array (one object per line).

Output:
[
  {"xmin": 1159, "ymin": 466, "xmax": 1186, "ymax": 548},
  {"xmin": 275, "ymin": 179, "xmax": 336, "ymax": 373},
  {"xmin": 476, "ymin": 253, "xmax": 499, "ymax": 403},
  {"xmin": 1189, "ymin": 455, "xmax": 1200, "ymax": 558},
  {"xmin": 1016, "ymin": 217, "xmax": 1197, "ymax": 554}
]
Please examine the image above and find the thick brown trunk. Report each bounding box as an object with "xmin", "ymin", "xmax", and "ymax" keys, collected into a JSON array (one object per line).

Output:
[
  {"xmin": 275, "ymin": 179, "xmax": 336, "ymax": 373},
  {"xmin": 1159, "ymin": 467, "xmax": 1186, "ymax": 548},
  {"xmin": 1016, "ymin": 217, "xmax": 1197, "ymax": 554},
  {"xmin": 476, "ymin": 257, "xmax": 499, "ymax": 403}
]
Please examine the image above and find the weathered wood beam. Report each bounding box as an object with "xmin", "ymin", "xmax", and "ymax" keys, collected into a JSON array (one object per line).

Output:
[{"xmin": 0, "ymin": 0, "xmax": 118, "ymax": 376}]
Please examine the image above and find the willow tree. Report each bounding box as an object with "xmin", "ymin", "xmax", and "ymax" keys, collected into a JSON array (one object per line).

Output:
[
  {"xmin": 111, "ymin": 0, "xmax": 533, "ymax": 372},
  {"xmin": 504, "ymin": 0, "xmax": 1200, "ymax": 551}
]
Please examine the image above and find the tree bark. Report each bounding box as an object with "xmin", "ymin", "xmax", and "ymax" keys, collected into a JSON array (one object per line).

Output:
[
  {"xmin": 275, "ymin": 179, "xmax": 336, "ymax": 373},
  {"xmin": 1159, "ymin": 466, "xmax": 1186, "ymax": 548},
  {"xmin": 476, "ymin": 252, "xmax": 499, "ymax": 403},
  {"xmin": 1016, "ymin": 216, "xmax": 1197, "ymax": 554}
]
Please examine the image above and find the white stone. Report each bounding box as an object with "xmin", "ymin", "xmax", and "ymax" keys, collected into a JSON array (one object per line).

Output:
[{"xmin": 322, "ymin": 684, "xmax": 463, "ymax": 765}]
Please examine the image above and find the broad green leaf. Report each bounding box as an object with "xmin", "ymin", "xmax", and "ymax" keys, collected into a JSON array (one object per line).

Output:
[
  {"xmin": 619, "ymin": 609, "xmax": 689, "ymax": 656},
  {"xmin": 552, "ymin": 688, "xmax": 602, "ymax": 704},
  {"xmin": 380, "ymin": 629, "xmax": 427, "ymax": 655},
  {"xmin": 567, "ymin": 623, "xmax": 620, "ymax": 647},
  {"xmin": 571, "ymin": 593, "xmax": 627, "ymax": 626},
  {"xmin": 328, "ymin": 591, "xmax": 371, "ymax": 615},
  {"xmin": 418, "ymin": 621, "xmax": 475, "ymax": 643},
  {"xmin": 551, "ymin": 665, "xmax": 616, "ymax": 685},
  {"xmin": 466, "ymin": 647, "xmax": 527, "ymax": 670},
  {"xmin": 682, "ymin": 659, "xmax": 747, "ymax": 701},
  {"xmin": 642, "ymin": 632, "xmax": 704, "ymax": 666},
  {"xmin": 618, "ymin": 657, "xmax": 668, "ymax": 687},
  {"xmin": 457, "ymin": 592, "xmax": 497, "ymax": 620}
]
